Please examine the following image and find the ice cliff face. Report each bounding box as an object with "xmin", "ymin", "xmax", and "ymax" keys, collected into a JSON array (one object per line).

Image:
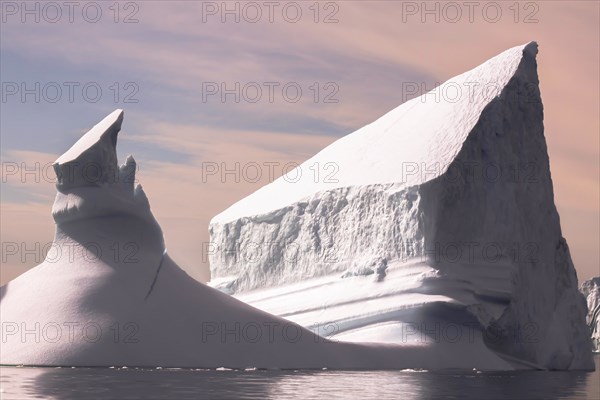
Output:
[
  {"xmin": 209, "ymin": 42, "xmax": 594, "ymax": 370},
  {"xmin": 581, "ymin": 278, "xmax": 600, "ymax": 352}
]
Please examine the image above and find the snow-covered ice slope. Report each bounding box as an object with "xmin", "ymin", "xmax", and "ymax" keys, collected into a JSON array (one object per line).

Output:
[
  {"xmin": 209, "ymin": 42, "xmax": 594, "ymax": 370},
  {"xmin": 1, "ymin": 110, "xmax": 516, "ymax": 370},
  {"xmin": 581, "ymin": 278, "xmax": 600, "ymax": 352}
]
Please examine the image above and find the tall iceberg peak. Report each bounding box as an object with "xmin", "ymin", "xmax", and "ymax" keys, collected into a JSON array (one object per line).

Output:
[
  {"xmin": 54, "ymin": 109, "xmax": 123, "ymax": 189},
  {"xmin": 209, "ymin": 42, "xmax": 595, "ymax": 370},
  {"xmin": 51, "ymin": 109, "xmax": 153, "ymax": 227},
  {"xmin": 211, "ymin": 42, "xmax": 538, "ymax": 224}
]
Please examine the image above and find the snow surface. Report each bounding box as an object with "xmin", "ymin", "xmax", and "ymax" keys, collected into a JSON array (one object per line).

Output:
[
  {"xmin": 209, "ymin": 42, "xmax": 595, "ymax": 370},
  {"xmin": 211, "ymin": 43, "xmax": 526, "ymax": 224},
  {"xmin": 581, "ymin": 278, "xmax": 600, "ymax": 352},
  {"xmin": 0, "ymin": 110, "xmax": 515, "ymax": 370}
]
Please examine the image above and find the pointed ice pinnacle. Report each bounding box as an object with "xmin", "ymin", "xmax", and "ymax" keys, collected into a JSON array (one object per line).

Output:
[
  {"xmin": 50, "ymin": 109, "xmax": 152, "ymax": 226},
  {"xmin": 54, "ymin": 109, "xmax": 124, "ymax": 190}
]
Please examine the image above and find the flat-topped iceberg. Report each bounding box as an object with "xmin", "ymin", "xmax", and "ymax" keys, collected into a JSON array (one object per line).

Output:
[{"xmin": 209, "ymin": 42, "xmax": 594, "ymax": 370}]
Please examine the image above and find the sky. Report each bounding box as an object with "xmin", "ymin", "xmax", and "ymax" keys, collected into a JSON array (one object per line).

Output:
[{"xmin": 0, "ymin": 0, "xmax": 598, "ymax": 285}]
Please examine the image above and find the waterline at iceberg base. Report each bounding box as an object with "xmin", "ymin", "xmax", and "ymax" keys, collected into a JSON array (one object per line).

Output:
[{"xmin": 209, "ymin": 42, "xmax": 594, "ymax": 370}]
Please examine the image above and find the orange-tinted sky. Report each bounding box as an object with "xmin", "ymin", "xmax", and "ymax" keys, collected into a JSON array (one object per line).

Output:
[{"xmin": 1, "ymin": 1, "xmax": 598, "ymax": 284}]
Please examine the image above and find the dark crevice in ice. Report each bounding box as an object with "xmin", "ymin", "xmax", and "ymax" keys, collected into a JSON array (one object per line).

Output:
[{"xmin": 145, "ymin": 251, "xmax": 167, "ymax": 300}]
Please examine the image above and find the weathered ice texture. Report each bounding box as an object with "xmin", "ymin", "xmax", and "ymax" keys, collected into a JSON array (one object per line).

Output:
[
  {"xmin": 210, "ymin": 42, "xmax": 594, "ymax": 370},
  {"xmin": 581, "ymin": 277, "xmax": 600, "ymax": 352}
]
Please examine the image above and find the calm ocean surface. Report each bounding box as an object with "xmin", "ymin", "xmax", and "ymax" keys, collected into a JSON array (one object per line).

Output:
[{"xmin": 1, "ymin": 355, "xmax": 598, "ymax": 399}]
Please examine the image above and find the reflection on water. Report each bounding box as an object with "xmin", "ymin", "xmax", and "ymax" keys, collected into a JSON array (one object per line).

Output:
[{"xmin": 1, "ymin": 356, "xmax": 598, "ymax": 400}]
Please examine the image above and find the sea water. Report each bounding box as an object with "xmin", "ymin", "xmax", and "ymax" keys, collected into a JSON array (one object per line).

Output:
[{"xmin": 1, "ymin": 355, "xmax": 598, "ymax": 399}]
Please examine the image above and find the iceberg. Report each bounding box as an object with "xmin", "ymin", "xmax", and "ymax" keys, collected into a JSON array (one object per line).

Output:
[
  {"xmin": 209, "ymin": 42, "xmax": 594, "ymax": 370},
  {"xmin": 581, "ymin": 277, "xmax": 600, "ymax": 352},
  {"xmin": 1, "ymin": 110, "xmax": 515, "ymax": 369}
]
